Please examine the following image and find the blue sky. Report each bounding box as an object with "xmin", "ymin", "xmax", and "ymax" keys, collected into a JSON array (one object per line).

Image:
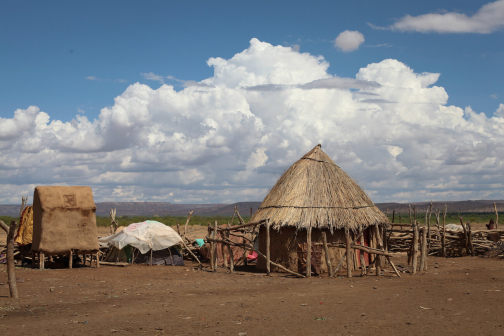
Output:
[
  {"xmin": 2, "ymin": 1, "xmax": 502, "ymax": 120},
  {"xmin": 1, "ymin": 1, "xmax": 504, "ymax": 204}
]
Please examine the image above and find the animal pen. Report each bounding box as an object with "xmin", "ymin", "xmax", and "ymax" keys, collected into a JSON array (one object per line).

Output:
[{"xmin": 386, "ymin": 202, "xmax": 504, "ymax": 260}]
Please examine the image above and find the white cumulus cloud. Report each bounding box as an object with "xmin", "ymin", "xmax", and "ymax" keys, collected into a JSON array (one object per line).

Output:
[
  {"xmin": 1, "ymin": 38, "xmax": 504, "ymax": 204},
  {"xmin": 334, "ymin": 30, "xmax": 365, "ymax": 52}
]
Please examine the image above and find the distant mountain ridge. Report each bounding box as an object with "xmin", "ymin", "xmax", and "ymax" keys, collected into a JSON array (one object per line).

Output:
[{"xmin": 1, "ymin": 200, "xmax": 503, "ymax": 217}]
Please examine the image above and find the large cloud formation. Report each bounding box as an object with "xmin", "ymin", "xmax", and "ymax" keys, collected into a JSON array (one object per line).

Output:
[{"xmin": 1, "ymin": 38, "xmax": 504, "ymax": 204}]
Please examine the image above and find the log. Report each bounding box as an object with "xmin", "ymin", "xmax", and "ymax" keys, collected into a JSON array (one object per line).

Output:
[
  {"xmin": 306, "ymin": 227, "xmax": 312, "ymax": 278},
  {"xmin": 209, "ymin": 220, "xmax": 265, "ymax": 232},
  {"xmin": 266, "ymin": 219, "xmax": 271, "ymax": 276},
  {"xmin": 69, "ymin": 250, "xmax": 73, "ymax": 269},
  {"xmin": 386, "ymin": 256, "xmax": 401, "ymax": 278},
  {"xmin": 321, "ymin": 232, "xmax": 332, "ymax": 277},
  {"xmin": 96, "ymin": 252, "xmax": 100, "ymax": 268},
  {"xmin": 345, "ymin": 231, "xmax": 352, "ymax": 278},
  {"xmin": 98, "ymin": 261, "xmax": 129, "ymax": 267}
]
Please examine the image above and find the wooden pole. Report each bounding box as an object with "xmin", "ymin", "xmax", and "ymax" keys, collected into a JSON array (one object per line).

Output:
[
  {"xmin": 306, "ymin": 227, "xmax": 312, "ymax": 277},
  {"xmin": 374, "ymin": 226, "xmax": 382, "ymax": 277},
  {"xmin": 266, "ymin": 219, "xmax": 271, "ymax": 276},
  {"xmin": 494, "ymin": 202, "xmax": 499, "ymax": 230},
  {"xmin": 180, "ymin": 238, "xmax": 202, "ymax": 266},
  {"xmin": 184, "ymin": 210, "xmax": 194, "ymax": 238},
  {"xmin": 359, "ymin": 234, "xmax": 366, "ymax": 276},
  {"xmin": 168, "ymin": 247, "xmax": 175, "ymax": 267},
  {"xmin": 209, "ymin": 224, "xmax": 215, "ymax": 271},
  {"xmin": 321, "ymin": 232, "xmax": 332, "ymax": 276},
  {"xmin": 96, "ymin": 252, "xmax": 100, "ymax": 268},
  {"xmin": 409, "ymin": 204, "xmax": 412, "ymax": 224},
  {"xmin": 40, "ymin": 252, "xmax": 45, "ymax": 270},
  {"xmin": 331, "ymin": 251, "xmax": 346, "ymax": 278},
  {"xmin": 412, "ymin": 221, "xmax": 419, "ymax": 274},
  {"xmin": 428, "ymin": 201, "xmax": 433, "ymax": 249},
  {"xmin": 419, "ymin": 228, "xmax": 427, "ymax": 271},
  {"xmin": 413, "ymin": 205, "xmax": 416, "ymax": 221},
  {"xmin": 331, "ymin": 229, "xmax": 365, "ymax": 278},
  {"xmin": 466, "ymin": 221, "xmax": 474, "ymax": 256},
  {"xmin": 176, "ymin": 223, "xmax": 181, "ymax": 236},
  {"xmin": 458, "ymin": 215, "xmax": 470, "ymax": 255},
  {"xmin": 0, "ymin": 220, "xmax": 19, "ymax": 298},
  {"xmin": 226, "ymin": 230, "xmax": 234, "ymax": 273},
  {"xmin": 345, "ymin": 230, "xmax": 352, "ymax": 278},
  {"xmin": 213, "ymin": 221, "xmax": 218, "ymax": 271},
  {"xmin": 392, "ymin": 210, "xmax": 395, "ymax": 223},
  {"xmin": 150, "ymin": 249, "xmax": 153, "ymax": 267},
  {"xmin": 69, "ymin": 250, "xmax": 73, "ymax": 269},
  {"xmin": 442, "ymin": 205, "xmax": 447, "ymax": 257}
]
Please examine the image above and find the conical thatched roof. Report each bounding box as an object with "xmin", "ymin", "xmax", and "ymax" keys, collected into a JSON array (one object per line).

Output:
[{"xmin": 251, "ymin": 144, "xmax": 389, "ymax": 232}]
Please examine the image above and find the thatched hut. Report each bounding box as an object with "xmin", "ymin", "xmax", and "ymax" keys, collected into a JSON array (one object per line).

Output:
[{"xmin": 251, "ymin": 144, "xmax": 389, "ymax": 275}]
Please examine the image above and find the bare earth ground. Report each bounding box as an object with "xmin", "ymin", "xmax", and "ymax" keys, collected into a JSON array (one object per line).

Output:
[{"xmin": 1, "ymin": 225, "xmax": 504, "ymax": 336}]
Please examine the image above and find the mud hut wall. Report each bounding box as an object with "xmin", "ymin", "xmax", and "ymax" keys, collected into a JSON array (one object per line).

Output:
[
  {"xmin": 257, "ymin": 226, "xmax": 347, "ymax": 273},
  {"xmin": 32, "ymin": 186, "xmax": 99, "ymax": 255}
]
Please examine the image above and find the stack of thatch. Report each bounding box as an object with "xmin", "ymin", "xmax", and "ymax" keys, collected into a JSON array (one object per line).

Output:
[{"xmin": 251, "ymin": 144, "xmax": 389, "ymax": 232}]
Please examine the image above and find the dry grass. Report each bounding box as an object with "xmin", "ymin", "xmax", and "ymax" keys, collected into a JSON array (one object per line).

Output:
[{"xmin": 251, "ymin": 144, "xmax": 389, "ymax": 232}]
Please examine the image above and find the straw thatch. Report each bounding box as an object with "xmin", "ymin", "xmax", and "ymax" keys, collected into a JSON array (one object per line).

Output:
[{"xmin": 251, "ymin": 144, "xmax": 389, "ymax": 232}]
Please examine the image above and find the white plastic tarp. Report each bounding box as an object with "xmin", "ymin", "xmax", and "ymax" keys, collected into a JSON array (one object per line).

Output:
[{"xmin": 98, "ymin": 220, "xmax": 183, "ymax": 254}]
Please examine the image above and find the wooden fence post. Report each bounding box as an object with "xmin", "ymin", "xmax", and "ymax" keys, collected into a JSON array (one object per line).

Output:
[
  {"xmin": 306, "ymin": 227, "xmax": 312, "ymax": 278},
  {"xmin": 345, "ymin": 230, "xmax": 352, "ymax": 278},
  {"xmin": 412, "ymin": 221, "xmax": 419, "ymax": 274},
  {"xmin": 213, "ymin": 221, "xmax": 218, "ymax": 271},
  {"xmin": 0, "ymin": 220, "xmax": 19, "ymax": 299},
  {"xmin": 442, "ymin": 205, "xmax": 447, "ymax": 257},
  {"xmin": 321, "ymin": 232, "xmax": 332, "ymax": 276},
  {"xmin": 419, "ymin": 228, "xmax": 427, "ymax": 271},
  {"xmin": 494, "ymin": 202, "xmax": 499, "ymax": 230},
  {"xmin": 266, "ymin": 219, "xmax": 271, "ymax": 276}
]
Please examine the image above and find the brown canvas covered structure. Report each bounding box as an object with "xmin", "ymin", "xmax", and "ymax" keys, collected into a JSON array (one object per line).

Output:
[
  {"xmin": 251, "ymin": 145, "xmax": 389, "ymax": 273},
  {"xmin": 32, "ymin": 186, "xmax": 99, "ymax": 255}
]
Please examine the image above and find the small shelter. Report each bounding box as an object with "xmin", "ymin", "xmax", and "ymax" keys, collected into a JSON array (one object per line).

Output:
[
  {"xmin": 99, "ymin": 220, "xmax": 185, "ymax": 266},
  {"xmin": 32, "ymin": 186, "xmax": 99, "ymax": 268},
  {"xmin": 250, "ymin": 144, "xmax": 389, "ymax": 275}
]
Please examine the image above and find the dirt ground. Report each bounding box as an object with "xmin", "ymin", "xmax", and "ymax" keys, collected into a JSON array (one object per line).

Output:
[
  {"xmin": 1, "ymin": 254, "xmax": 503, "ymax": 335},
  {"xmin": 2, "ymin": 224, "xmax": 504, "ymax": 335}
]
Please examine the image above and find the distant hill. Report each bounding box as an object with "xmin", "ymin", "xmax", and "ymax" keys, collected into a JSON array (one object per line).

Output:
[{"xmin": 1, "ymin": 200, "xmax": 503, "ymax": 217}]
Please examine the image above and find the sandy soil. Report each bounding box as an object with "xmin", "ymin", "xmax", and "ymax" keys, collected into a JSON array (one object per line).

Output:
[{"xmin": 1, "ymin": 252, "xmax": 504, "ymax": 335}]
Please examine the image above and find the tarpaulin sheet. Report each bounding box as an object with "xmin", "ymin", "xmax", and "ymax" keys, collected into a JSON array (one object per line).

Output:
[{"xmin": 98, "ymin": 220, "xmax": 183, "ymax": 254}]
